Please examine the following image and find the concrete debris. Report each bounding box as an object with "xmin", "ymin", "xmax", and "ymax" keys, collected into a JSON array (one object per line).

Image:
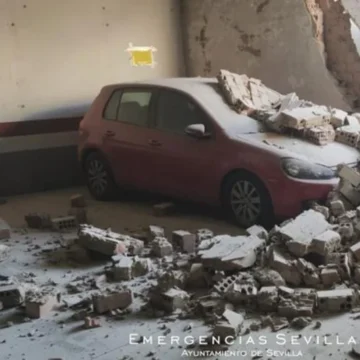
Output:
[
  {"xmin": 295, "ymin": 258, "xmax": 320, "ymax": 286},
  {"xmin": 77, "ymin": 225, "xmax": 127, "ymax": 256},
  {"xmin": 317, "ymin": 288, "xmax": 356, "ymax": 312},
  {"xmin": 92, "ymin": 288, "xmax": 132, "ymax": 314},
  {"xmin": 268, "ymin": 246, "xmax": 302, "ymax": 286},
  {"xmin": 320, "ymin": 268, "xmax": 341, "ymax": 287},
  {"xmin": 151, "ymin": 237, "xmax": 173, "ymax": 257},
  {"xmin": 257, "ymin": 286, "xmax": 278, "ymax": 312},
  {"xmin": 150, "ymin": 287, "xmax": 190, "ymax": 313},
  {"xmin": 198, "ymin": 234, "xmax": 265, "ymax": 271},
  {"xmin": 212, "ymin": 309, "xmax": 244, "ymax": 342},
  {"xmin": 273, "ymin": 210, "xmax": 331, "ymax": 257},
  {"xmin": 326, "ymin": 253, "xmax": 352, "ymax": 280},
  {"xmin": 290, "ymin": 316, "xmax": 312, "ymax": 329},
  {"xmin": 277, "ymin": 289, "xmax": 315, "ymax": 318},
  {"xmin": 253, "ymin": 268, "xmax": 286, "ymax": 287},
  {"xmin": 225, "ymin": 282, "xmax": 258, "ymax": 306},
  {"xmin": 350, "ymin": 241, "xmax": 360, "ymax": 261},
  {"xmin": 269, "ymin": 316, "xmax": 289, "ymax": 332},
  {"xmin": 186, "ymin": 263, "xmax": 211, "ymax": 288},
  {"xmin": 0, "ymin": 244, "xmax": 9, "ymax": 262},
  {"xmin": 68, "ymin": 207, "xmax": 87, "ymax": 224},
  {"xmin": 25, "ymin": 290, "xmax": 61, "ymax": 318},
  {"xmin": 0, "ymin": 284, "xmax": 25, "ymax": 308},
  {"xmin": 24, "ymin": 213, "xmax": 52, "ymax": 229},
  {"xmin": 158, "ymin": 270, "xmax": 186, "ymax": 291},
  {"xmin": 196, "ymin": 228, "xmax": 214, "ymax": 242},
  {"xmin": 0, "ymin": 218, "xmax": 11, "ymax": 240},
  {"xmin": 335, "ymin": 125, "xmax": 360, "ymax": 147},
  {"xmin": 172, "ymin": 230, "xmax": 196, "ymax": 253},
  {"xmin": 311, "ymin": 230, "xmax": 341, "ymax": 256},
  {"xmin": 246, "ymin": 225, "xmax": 268, "ymax": 241},
  {"xmin": 51, "ymin": 216, "xmax": 78, "ymax": 232},
  {"xmin": 148, "ymin": 225, "xmax": 165, "ymax": 242},
  {"xmin": 70, "ymin": 194, "xmax": 86, "ymax": 208},
  {"xmin": 112, "ymin": 256, "xmax": 134, "ymax": 281},
  {"xmin": 84, "ymin": 316, "xmax": 101, "ymax": 329}
]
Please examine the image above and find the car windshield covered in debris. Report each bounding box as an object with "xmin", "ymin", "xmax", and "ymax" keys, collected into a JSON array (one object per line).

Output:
[{"xmin": 78, "ymin": 71, "xmax": 360, "ymax": 228}]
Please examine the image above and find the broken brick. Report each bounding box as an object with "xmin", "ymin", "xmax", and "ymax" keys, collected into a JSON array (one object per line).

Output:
[
  {"xmin": 92, "ymin": 288, "xmax": 132, "ymax": 314},
  {"xmin": 172, "ymin": 230, "xmax": 196, "ymax": 253},
  {"xmin": 151, "ymin": 237, "xmax": 173, "ymax": 257}
]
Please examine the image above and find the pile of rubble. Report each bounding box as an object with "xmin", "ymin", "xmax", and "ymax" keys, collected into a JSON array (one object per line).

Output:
[
  {"xmin": 218, "ymin": 69, "xmax": 360, "ymax": 147},
  {"xmin": 2, "ymin": 176, "xmax": 360, "ymax": 344}
]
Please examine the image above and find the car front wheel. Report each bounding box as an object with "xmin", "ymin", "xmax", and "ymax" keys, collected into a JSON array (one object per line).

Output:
[
  {"xmin": 222, "ymin": 172, "xmax": 274, "ymax": 229},
  {"xmin": 84, "ymin": 152, "xmax": 116, "ymax": 200}
]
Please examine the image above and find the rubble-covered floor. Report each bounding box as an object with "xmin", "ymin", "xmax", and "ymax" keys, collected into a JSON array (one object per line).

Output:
[{"xmin": 0, "ymin": 188, "xmax": 360, "ymax": 360}]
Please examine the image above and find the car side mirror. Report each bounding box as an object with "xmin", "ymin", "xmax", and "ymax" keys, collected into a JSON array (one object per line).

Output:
[{"xmin": 185, "ymin": 124, "xmax": 210, "ymax": 139}]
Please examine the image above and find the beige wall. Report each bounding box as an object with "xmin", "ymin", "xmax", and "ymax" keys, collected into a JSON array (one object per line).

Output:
[
  {"xmin": 0, "ymin": 0, "xmax": 184, "ymax": 122},
  {"xmin": 182, "ymin": 0, "xmax": 350, "ymax": 110}
]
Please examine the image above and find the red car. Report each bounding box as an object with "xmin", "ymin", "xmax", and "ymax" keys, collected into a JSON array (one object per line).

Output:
[{"xmin": 78, "ymin": 78, "xmax": 359, "ymax": 228}]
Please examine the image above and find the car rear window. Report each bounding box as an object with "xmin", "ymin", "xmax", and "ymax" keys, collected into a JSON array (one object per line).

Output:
[{"xmin": 104, "ymin": 90, "xmax": 122, "ymax": 120}]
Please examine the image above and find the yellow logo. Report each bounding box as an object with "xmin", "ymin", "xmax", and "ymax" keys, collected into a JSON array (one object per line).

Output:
[{"xmin": 126, "ymin": 43, "xmax": 157, "ymax": 67}]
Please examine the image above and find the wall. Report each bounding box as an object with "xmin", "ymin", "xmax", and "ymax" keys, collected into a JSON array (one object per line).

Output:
[
  {"xmin": 0, "ymin": 0, "xmax": 184, "ymax": 196},
  {"xmin": 181, "ymin": 0, "xmax": 351, "ymax": 110}
]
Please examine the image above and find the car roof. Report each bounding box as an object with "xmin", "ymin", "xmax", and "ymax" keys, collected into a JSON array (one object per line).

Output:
[{"xmin": 102, "ymin": 78, "xmax": 263, "ymax": 133}]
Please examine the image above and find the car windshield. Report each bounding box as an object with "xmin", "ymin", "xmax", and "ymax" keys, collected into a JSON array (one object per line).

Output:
[{"xmin": 198, "ymin": 81, "xmax": 267, "ymax": 134}]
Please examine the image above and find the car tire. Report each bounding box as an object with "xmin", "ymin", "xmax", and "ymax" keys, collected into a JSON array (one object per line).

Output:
[
  {"xmin": 83, "ymin": 152, "xmax": 117, "ymax": 201},
  {"xmin": 222, "ymin": 171, "xmax": 275, "ymax": 229}
]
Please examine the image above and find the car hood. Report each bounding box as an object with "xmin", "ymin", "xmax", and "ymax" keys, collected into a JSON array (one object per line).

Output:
[{"xmin": 237, "ymin": 132, "xmax": 360, "ymax": 167}]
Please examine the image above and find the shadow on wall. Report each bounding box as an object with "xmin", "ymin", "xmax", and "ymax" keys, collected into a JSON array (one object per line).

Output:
[{"xmin": 0, "ymin": 103, "xmax": 91, "ymax": 137}]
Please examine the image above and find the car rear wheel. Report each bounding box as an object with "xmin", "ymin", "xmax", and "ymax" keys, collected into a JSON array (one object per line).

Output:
[
  {"xmin": 84, "ymin": 152, "xmax": 117, "ymax": 200},
  {"xmin": 222, "ymin": 172, "xmax": 274, "ymax": 229}
]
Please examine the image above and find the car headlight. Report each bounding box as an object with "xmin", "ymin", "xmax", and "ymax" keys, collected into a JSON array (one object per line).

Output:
[{"xmin": 281, "ymin": 157, "xmax": 335, "ymax": 180}]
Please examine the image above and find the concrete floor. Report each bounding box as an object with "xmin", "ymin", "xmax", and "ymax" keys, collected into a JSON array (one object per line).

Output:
[{"xmin": 0, "ymin": 188, "xmax": 359, "ymax": 360}]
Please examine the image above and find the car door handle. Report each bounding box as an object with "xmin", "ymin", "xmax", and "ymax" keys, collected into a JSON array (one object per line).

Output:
[
  {"xmin": 148, "ymin": 139, "xmax": 162, "ymax": 147},
  {"xmin": 104, "ymin": 130, "xmax": 115, "ymax": 138}
]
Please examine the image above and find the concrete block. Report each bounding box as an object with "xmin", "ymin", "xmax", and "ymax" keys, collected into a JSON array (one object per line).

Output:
[
  {"xmin": 212, "ymin": 309, "xmax": 244, "ymax": 342},
  {"xmin": 277, "ymin": 290, "xmax": 315, "ymax": 317},
  {"xmin": 326, "ymin": 253, "xmax": 352, "ymax": 280},
  {"xmin": 320, "ymin": 268, "xmax": 341, "ymax": 286},
  {"xmin": 335, "ymin": 126, "xmax": 360, "ymax": 147},
  {"xmin": 92, "ymin": 288, "xmax": 132, "ymax": 314},
  {"xmin": 153, "ymin": 202, "xmax": 175, "ymax": 216},
  {"xmin": 225, "ymin": 283, "xmax": 258, "ymax": 306},
  {"xmin": 172, "ymin": 230, "xmax": 196, "ymax": 253},
  {"xmin": 338, "ymin": 164, "xmax": 360, "ymax": 188},
  {"xmin": 337, "ymin": 222, "xmax": 354, "ymax": 240},
  {"xmin": 268, "ymin": 247, "xmax": 301, "ymax": 286},
  {"xmin": 330, "ymin": 200, "xmax": 346, "ymax": 216},
  {"xmin": 257, "ymin": 286, "xmax": 279, "ymax": 312},
  {"xmin": 68, "ymin": 207, "xmax": 87, "ymax": 224},
  {"xmin": 304, "ymin": 125, "xmax": 335, "ymax": 145},
  {"xmin": 113, "ymin": 256, "xmax": 133, "ymax": 281},
  {"xmin": 196, "ymin": 229, "xmax": 214, "ymax": 243},
  {"xmin": 198, "ymin": 234, "xmax": 265, "ymax": 271},
  {"xmin": 213, "ymin": 274, "xmax": 244, "ymax": 295},
  {"xmin": 77, "ymin": 225, "xmax": 126, "ymax": 256},
  {"xmin": 126, "ymin": 238, "xmax": 144, "ymax": 256},
  {"xmin": 158, "ymin": 270, "xmax": 186, "ymax": 291},
  {"xmin": 278, "ymin": 210, "xmax": 330, "ymax": 257},
  {"xmin": 186, "ymin": 263, "xmax": 211, "ymax": 288},
  {"xmin": 295, "ymin": 259, "xmax": 320, "ymax": 286},
  {"xmin": 25, "ymin": 292, "xmax": 60, "ymax": 318},
  {"xmin": 280, "ymin": 106, "xmax": 331, "ymax": 130},
  {"xmin": 246, "ymin": 225, "xmax": 268, "ymax": 241},
  {"xmin": 147, "ymin": 225, "xmax": 165, "ymax": 242},
  {"xmin": 339, "ymin": 181, "xmax": 360, "ymax": 206},
  {"xmin": 253, "ymin": 268, "xmax": 286, "ymax": 287},
  {"xmin": 311, "ymin": 230, "xmax": 341, "ymax": 256},
  {"xmin": 150, "ymin": 287, "xmax": 190, "ymax": 313},
  {"xmin": 269, "ymin": 316, "xmax": 289, "ymax": 332},
  {"xmin": 312, "ymin": 204, "xmax": 330, "ymax": 219},
  {"xmin": 350, "ymin": 242, "xmax": 360, "ymax": 261},
  {"xmin": 24, "ymin": 213, "xmax": 52, "ymax": 229},
  {"xmin": 84, "ymin": 317, "xmax": 101, "ymax": 329},
  {"xmin": 317, "ymin": 289, "xmax": 356, "ymax": 312},
  {"xmin": 0, "ymin": 284, "xmax": 25, "ymax": 308},
  {"xmin": 151, "ymin": 237, "xmax": 173, "ymax": 257},
  {"xmin": 330, "ymin": 108, "xmax": 347, "ymax": 128},
  {"xmin": 70, "ymin": 194, "xmax": 86, "ymax": 208},
  {"xmin": 132, "ymin": 258, "xmax": 153, "ymax": 277},
  {"xmin": 51, "ymin": 216, "xmax": 77, "ymax": 232},
  {"xmin": 338, "ymin": 210, "xmax": 356, "ymax": 223}
]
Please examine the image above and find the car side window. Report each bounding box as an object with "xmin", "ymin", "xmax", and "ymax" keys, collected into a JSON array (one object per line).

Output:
[
  {"xmin": 155, "ymin": 90, "xmax": 210, "ymax": 135},
  {"xmin": 117, "ymin": 90, "xmax": 152, "ymax": 126},
  {"xmin": 103, "ymin": 90, "xmax": 122, "ymax": 120},
  {"xmin": 103, "ymin": 89, "xmax": 152, "ymax": 126}
]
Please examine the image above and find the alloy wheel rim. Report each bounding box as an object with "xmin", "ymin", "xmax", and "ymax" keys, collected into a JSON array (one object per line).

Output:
[
  {"xmin": 230, "ymin": 180, "xmax": 261, "ymax": 226},
  {"xmin": 87, "ymin": 160, "xmax": 108, "ymax": 195}
]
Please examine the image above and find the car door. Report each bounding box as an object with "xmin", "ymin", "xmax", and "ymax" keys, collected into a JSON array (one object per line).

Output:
[
  {"xmin": 101, "ymin": 87, "xmax": 160, "ymax": 190},
  {"xmin": 149, "ymin": 88, "xmax": 221, "ymax": 203}
]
